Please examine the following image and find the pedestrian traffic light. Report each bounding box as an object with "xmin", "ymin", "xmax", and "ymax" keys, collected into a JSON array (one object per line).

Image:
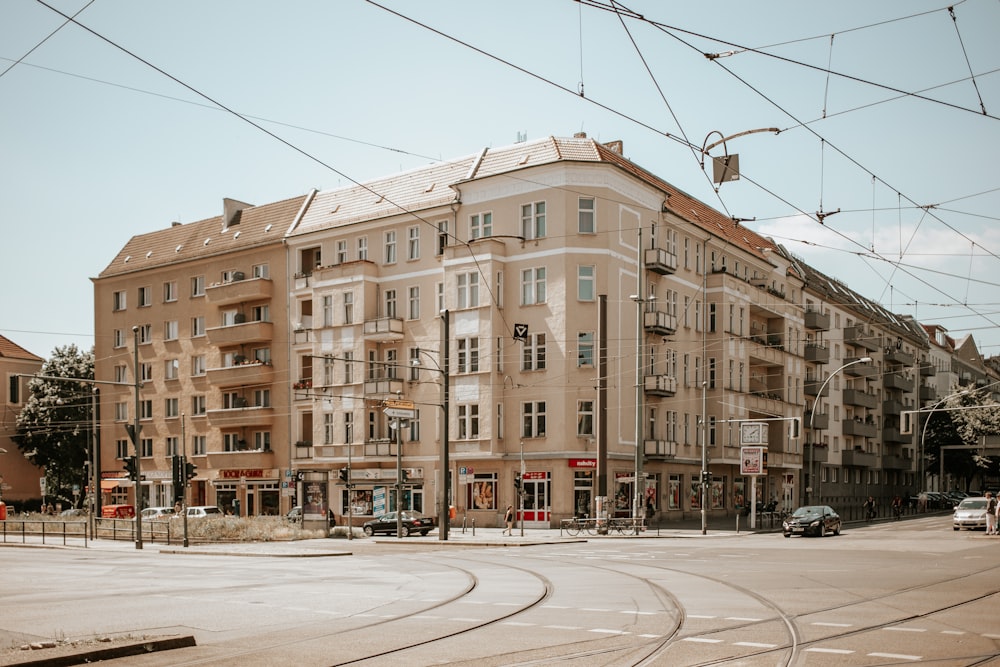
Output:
[
  {"xmin": 514, "ymin": 472, "xmax": 522, "ymax": 493},
  {"xmin": 184, "ymin": 460, "xmax": 197, "ymax": 482},
  {"xmin": 122, "ymin": 456, "xmax": 137, "ymax": 481},
  {"xmin": 339, "ymin": 468, "xmax": 349, "ymax": 483}
]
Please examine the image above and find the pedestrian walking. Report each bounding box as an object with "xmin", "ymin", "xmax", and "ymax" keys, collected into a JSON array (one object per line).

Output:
[
  {"xmin": 986, "ymin": 493, "xmax": 997, "ymax": 535},
  {"xmin": 503, "ymin": 504, "xmax": 514, "ymax": 535}
]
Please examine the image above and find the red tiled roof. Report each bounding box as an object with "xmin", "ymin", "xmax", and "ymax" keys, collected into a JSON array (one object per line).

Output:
[{"xmin": 0, "ymin": 335, "xmax": 43, "ymax": 361}]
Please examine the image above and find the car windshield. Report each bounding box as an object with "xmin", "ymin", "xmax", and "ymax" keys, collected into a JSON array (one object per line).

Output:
[
  {"xmin": 958, "ymin": 499, "xmax": 986, "ymax": 509},
  {"xmin": 792, "ymin": 506, "xmax": 825, "ymax": 517}
]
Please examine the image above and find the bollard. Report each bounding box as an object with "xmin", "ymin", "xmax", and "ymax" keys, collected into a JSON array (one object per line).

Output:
[
  {"xmin": 736, "ymin": 512, "xmax": 740, "ymax": 534},
  {"xmin": 472, "ymin": 517, "xmax": 475, "ymax": 536}
]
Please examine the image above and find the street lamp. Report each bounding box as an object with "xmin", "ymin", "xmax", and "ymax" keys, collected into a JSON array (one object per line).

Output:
[{"xmin": 807, "ymin": 356, "xmax": 872, "ymax": 505}]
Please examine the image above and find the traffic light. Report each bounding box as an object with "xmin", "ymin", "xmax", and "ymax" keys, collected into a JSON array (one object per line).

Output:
[
  {"xmin": 400, "ymin": 468, "xmax": 409, "ymax": 484},
  {"xmin": 701, "ymin": 470, "xmax": 712, "ymax": 486},
  {"xmin": 122, "ymin": 456, "xmax": 137, "ymax": 481},
  {"xmin": 790, "ymin": 417, "xmax": 800, "ymax": 439},
  {"xmin": 514, "ymin": 471, "xmax": 522, "ymax": 493},
  {"xmin": 185, "ymin": 459, "xmax": 197, "ymax": 482},
  {"xmin": 338, "ymin": 468, "xmax": 349, "ymax": 483}
]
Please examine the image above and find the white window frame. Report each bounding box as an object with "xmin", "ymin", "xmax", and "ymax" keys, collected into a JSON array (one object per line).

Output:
[
  {"xmin": 457, "ymin": 272, "xmax": 479, "ymax": 309},
  {"xmin": 577, "ymin": 265, "xmax": 595, "ymax": 301},
  {"xmin": 384, "ymin": 230, "xmax": 397, "ymax": 264},
  {"xmin": 522, "ymin": 401, "xmax": 546, "ymax": 438},
  {"xmin": 407, "ymin": 226, "xmax": 420, "ymax": 260},
  {"xmin": 520, "ymin": 201, "xmax": 546, "ymax": 239},
  {"xmin": 470, "ymin": 211, "xmax": 492, "ymax": 239},
  {"xmin": 578, "ymin": 197, "xmax": 595, "ymax": 233},
  {"xmin": 522, "ymin": 333, "xmax": 546, "ymax": 371},
  {"xmin": 521, "ymin": 267, "xmax": 546, "ymax": 305}
]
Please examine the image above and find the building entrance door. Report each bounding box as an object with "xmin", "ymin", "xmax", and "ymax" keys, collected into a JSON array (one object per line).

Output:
[{"xmin": 520, "ymin": 471, "xmax": 550, "ymax": 526}]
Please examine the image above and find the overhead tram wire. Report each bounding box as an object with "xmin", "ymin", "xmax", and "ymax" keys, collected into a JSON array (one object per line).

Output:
[{"xmin": 0, "ymin": 0, "xmax": 94, "ymax": 80}]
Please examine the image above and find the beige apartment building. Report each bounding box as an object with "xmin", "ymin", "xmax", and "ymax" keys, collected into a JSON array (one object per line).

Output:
[
  {"xmin": 93, "ymin": 196, "xmax": 307, "ymax": 515},
  {"xmin": 0, "ymin": 335, "xmax": 45, "ymax": 507},
  {"xmin": 93, "ymin": 133, "xmax": 996, "ymax": 526}
]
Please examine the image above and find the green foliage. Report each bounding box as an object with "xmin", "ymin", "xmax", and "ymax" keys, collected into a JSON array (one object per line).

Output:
[
  {"xmin": 924, "ymin": 386, "xmax": 1000, "ymax": 490},
  {"xmin": 13, "ymin": 345, "xmax": 95, "ymax": 506}
]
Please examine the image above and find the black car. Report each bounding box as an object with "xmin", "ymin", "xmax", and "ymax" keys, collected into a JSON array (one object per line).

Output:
[
  {"xmin": 782, "ymin": 505, "xmax": 842, "ymax": 537},
  {"xmin": 362, "ymin": 511, "xmax": 434, "ymax": 537}
]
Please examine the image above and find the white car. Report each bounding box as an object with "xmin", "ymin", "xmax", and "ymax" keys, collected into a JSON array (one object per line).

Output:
[
  {"xmin": 185, "ymin": 506, "xmax": 222, "ymax": 518},
  {"xmin": 953, "ymin": 497, "xmax": 988, "ymax": 531},
  {"xmin": 140, "ymin": 507, "xmax": 175, "ymax": 520}
]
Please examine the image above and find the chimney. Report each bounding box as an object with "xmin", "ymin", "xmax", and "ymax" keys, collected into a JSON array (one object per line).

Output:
[{"xmin": 573, "ymin": 131, "xmax": 587, "ymax": 138}]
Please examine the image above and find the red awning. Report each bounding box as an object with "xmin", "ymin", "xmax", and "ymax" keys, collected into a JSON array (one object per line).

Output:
[{"xmin": 100, "ymin": 480, "xmax": 121, "ymax": 491}]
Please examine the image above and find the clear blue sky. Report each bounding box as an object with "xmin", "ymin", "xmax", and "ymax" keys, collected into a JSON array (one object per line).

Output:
[{"xmin": 2, "ymin": 0, "xmax": 998, "ymax": 360}]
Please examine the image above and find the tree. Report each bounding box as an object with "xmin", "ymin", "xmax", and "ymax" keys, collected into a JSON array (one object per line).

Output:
[
  {"xmin": 923, "ymin": 386, "xmax": 1000, "ymax": 491},
  {"xmin": 13, "ymin": 345, "xmax": 95, "ymax": 508}
]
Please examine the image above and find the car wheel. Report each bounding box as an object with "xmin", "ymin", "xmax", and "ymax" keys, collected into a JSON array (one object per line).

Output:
[
  {"xmin": 421, "ymin": 530, "xmax": 430, "ymax": 536},
  {"xmin": 834, "ymin": 524, "xmax": 841, "ymax": 536},
  {"xmin": 819, "ymin": 523, "xmax": 827, "ymax": 537},
  {"xmin": 784, "ymin": 532, "xmax": 790, "ymax": 538},
  {"xmin": 401, "ymin": 525, "xmax": 410, "ymax": 537},
  {"xmin": 953, "ymin": 526, "xmax": 959, "ymax": 531},
  {"xmin": 363, "ymin": 525, "xmax": 374, "ymax": 537}
]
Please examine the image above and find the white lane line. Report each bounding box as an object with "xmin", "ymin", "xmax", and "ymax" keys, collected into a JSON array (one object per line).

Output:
[
  {"xmin": 502, "ymin": 621, "xmax": 535, "ymax": 627},
  {"xmin": 869, "ymin": 652, "xmax": 921, "ymax": 661},
  {"xmin": 620, "ymin": 610, "xmax": 658, "ymax": 615},
  {"xmin": 941, "ymin": 630, "xmax": 965, "ymax": 635},
  {"xmin": 726, "ymin": 616, "xmax": 762, "ymax": 622},
  {"xmin": 449, "ymin": 617, "xmax": 482, "ymax": 622},
  {"xmin": 687, "ymin": 614, "xmax": 716, "ymax": 619},
  {"xmin": 545, "ymin": 625, "xmax": 582, "ymax": 630},
  {"xmin": 983, "ymin": 633, "xmax": 1000, "ymax": 639},
  {"xmin": 638, "ymin": 634, "xmax": 661, "ymax": 638},
  {"xmin": 682, "ymin": 637, "xmax": 724, "ymax": 644},
  {"xmin": 812, "ymin": 622, "xmax": 852, "ymax": 627},
  {"xmin": 885, "ymin": 627, "xmax": 926, "ymax": 633},
  {"xmin": 494, "ymin": 602, "xmax": 521, "ymax": 606},
  {"xmin": 735, "ymin": 642, "xmax": 777, "ymax": 648},
  {"xmin": 589, "ymin": 628, "xmax": 629, "ymax": 635},
  {"xmin": 806, "ymin": 648, "xmax": 854, "ymax": 655},
  {"xmin": 582, "ymin": 608, "xmax": 612, "ymax": 612},
  {"xmin": 542, "ymin": 605, "xmax": 571, "ymax": 609}
]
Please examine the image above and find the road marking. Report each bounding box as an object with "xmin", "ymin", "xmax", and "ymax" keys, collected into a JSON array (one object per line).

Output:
[
  {"xmin": 984, "ymin": 634, "xmax": 1000, "ymax": 639},
  {"xmin": 941, "ymin": 630, "xmax": 965, "ymax": 635},
  {"xmin": 582, "ymin": 608, "xmax": 612, "ymax": 612},
  {"xmin": 683, "ymin": 637, "xmax": 724, "ymax": 644},
  {"xmin": 589, "ymin": 628, "xmax": 629, "ymax": 635},
  {"xmin": 687, "ymin": 614, "xmax": 716, "ymax": 619},
  {"xmin": 638, "ymin": 634, "xmax": 661, "ymax": 638},
  {"xmin": 449, "ymin": 617, "xmax": 482, "ymax": 622},
  {"xmin": 502, "ymin": 621, "xmax": 535, "ymax": 627},
  {"xmin": 542, "ymin": 604, "xmax": 571, "ymax": 609},
  {"xmin": 494, "ymin": 602, "xmax": 521, "ymax": 606},
  {"xmin": 806, "ymin": 648, "xmax": 854, "ymax": 655},
  {"xmin": 735, "ymin": 642, "xmax": 777, "ymax": 648},
  {"xmin": 812, "ymin": 622, "xmax": 852, "ymax": 627},
  {"xmin": 885, "ymin": 627, "xmax": 926, "ymax": 633},
  {"xmin": 726, "ymin": 616, "xmax": 762, "ymax": 622},
  {"xmin": 545, "ymin": 625, "xmax": 582, "ymax": 630},
  {"xmin": 869, "ymin": 652, "xmax": 921, "ymax": 661},
  {"xmin": 620, "ymin": 610, "xmax": 657, "ymax": 615}
]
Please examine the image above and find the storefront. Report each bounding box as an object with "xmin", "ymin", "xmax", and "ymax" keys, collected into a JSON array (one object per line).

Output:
[{"xmin": 214, "ymin": 468, "xmax": 280, "ymax": 516}]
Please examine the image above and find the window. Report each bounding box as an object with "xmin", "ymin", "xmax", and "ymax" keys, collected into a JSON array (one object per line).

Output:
[
  {"xmin": 139, "ymin": 399, "xmax": 153, "ymax": 420},
  {"xmin": 436, "ymin": 282, "xmax": 445, "ymax": 313},
  {"xmin": 192, "ymin": 435, "xmax": 206, "ymax": 455},
  {"xmin": 384, "ymin": 289, "xmax": 397, "ymax": 318},
  {"xmin": 191, "ymin": 276, "xmax": 205, "ymax": 297},
  {"xmin": 113, "ymin": 290, "xmax": 126, "ymax": 311},
  {"xmin": 470, "ymin": 212, "xmax": 492, "ymax": 239},
  {"xmin": 408, "ymin": 286, "xmax": 420, "ymax": 320},
  {"xmin": 467, "ymin": 473, "xmax": 497, "ymax": 510},
  {"xmin": 166, "ymin": 436, "xmax": 179, "ymax": 457},
  {"xmin": 223, "ymin": 433, "xmax": 242, "ymax": 452},
  {"xmin": 407, "ymin": 226, "xmax": 420, "ymax": 260},
  {"xmin": 343, "ymin": 291, "xmax": 354, "ymax": 324},
  {"xmin": 252, "ymin": 263, "xmax": 269, "ymax": 279},
  {"xmin": 113, "ymin": 329, "xmax": 125, "ymax": 348},
  {"xmin": 578, "ymin": 197, "xmax": 595, "ymax": 233},
  {"xmin": 322, "ymin": 357, "xmax": 334, "ymax": 386},
  {"xmin": 164, "ymin": 359, "xmax": 179, "ymax": 380},
  {"xmin": 164, "ymin": 320, "xmax": 178, "ymax": 341},
  {"xmin": 343, "ymin": 352, "xmax": 354, "ymax": 384},
  {"xmin": 191, "ymin": 355, "xmax": 206, "ymax": 376},
  {"xmin": 254, "ymin": 347, "xmax": 270, "ymax": 364},
  {"xmin": 114, "ymin": 402, "xmax": 127, "ymax": 421},
  {"xmin": 437, "ymin": 220, "xmax": 448, "ymax": 256},
  {"xmin": 577, "ymin": 400, "xmax": 594, "ymax": 436},
  {"xmin": 357, "ymin": 236, "xmax": 368, "ymax": 261},
  {"xmin": 138, "ymin": 324, "xmax": 152, "ymax": 344},
  {"xmin": 165, "ymin": 397, "xmax": 179, "ymax": 418},
  {"xmin": 163, "ymin": 281, "xmax": 177, "ymax": 302},
  {"xmin": 458, "ymin": 404, "xmax": 480, "ymax": 439},
  {"xmin": 344, "ymin": 412, "xmax": 354, "ymax": 443},
  {"xmin": 521, "ymin": 201, "xmax": 546, "ymax": 239},
  {"xmin": 114, "ymin": 364, "xmax": 128, "ymax": 383},
  {"xmin": 521, "ymin": 267, "xmax": 546, "ymax": 305},
  {"xmin": 577, "ymin": 265, "xmax": 595, "ymax": 301},
  {"xmin": 116, "ymin": 439, "xmax": 129, "ymax": 459},
  {"xmin": 457, "ymin": 337, "xmax": 479, "ymax": 373},
  {"xmin": 138, "ymin": 286, "xmax": 151, "ymax": 307},
  {"xmin": 522, "ymin": 401, "xmax": 546, "ymax": 438},
  {"xmin": 322, "ymin": 295, "xmax": 334, "ymax": 327},
  {"xmin": 324, "ymin": 414, "xmax": 335, "ymax": 444},
  {"xmin": 408, "ymin": 409, "xmax": 420, "ymax": 442},
  {"xmin": 254, "ymin": 431, "xmax": 271, "ymax": 451},
  {"xmin": 457, "ymin": 272, "xmax": 479, "ymax": 308},
  {"xmin": 522, "ymin": 333, "xmax": 546, "ymax": 371},
  {"xmin": 140, "ymin": 437, "xmax": 153, "ymax": 458},
  {"xmin": 408, "ymin": 348, "xmax": 420, "ymax": 381},
  {"xmin": 336, "ymin": 240, "xmax": 348, "ymax": 264},
  {"xmin": 578, "ymin": 332, "xmax": 594, "ymax": 367},
  {"xmin": 253, "ymin": 389, "xmax": 271, "ymax": 407},
  {"xmin": 191, "ymin": 316, "xmax": 205, "ymax": 337},
  {"xmin": 384, "ymin": 230, "xmax": 397, "ymax": 264},
  {"xmin": 385, "ymin": 349, "xmax": 398, "ymax": 379},
  {"xmin": 191, "ymin": 395, "xmax": 206, "ymax": 416},
  {"xmin": 251, "ymin": 304, "xmax": 269, "ymax": 322}
]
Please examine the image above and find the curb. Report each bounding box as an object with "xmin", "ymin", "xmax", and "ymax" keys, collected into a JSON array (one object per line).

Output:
[{"xmin": 5, "ymin": 635, "xmax": 196, "ymax": 667}]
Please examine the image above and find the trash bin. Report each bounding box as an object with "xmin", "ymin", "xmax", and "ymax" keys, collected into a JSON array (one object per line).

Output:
[
  {"xmin": 449, "ymin": 505, "xmax": 456, "ymax": 520},
  {"xmin": 0, "ymin": 502, "xmax": 7, "ymax": 520}
]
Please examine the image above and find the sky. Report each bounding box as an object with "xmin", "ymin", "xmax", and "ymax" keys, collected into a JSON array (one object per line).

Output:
[{"xmin": 2, "ymin": 0, "xmax": 999, "ymax": 362}]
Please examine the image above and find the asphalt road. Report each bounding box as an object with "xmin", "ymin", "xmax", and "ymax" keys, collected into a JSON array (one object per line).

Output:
[{"xmin": 2, "ymin": 514, "xmax": 998, "ymax": 666}]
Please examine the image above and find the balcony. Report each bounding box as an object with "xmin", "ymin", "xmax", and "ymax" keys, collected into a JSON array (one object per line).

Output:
[
  {"xmin": 884, "ymin": 349, "xmax": 914, "ymax": 366},
  {"xmin": 841, "ymin": 448, "xmax": 877, "ymax": 467},
  {"xmin": 363, "ymin": 316, "xmax": 404, "ymax": 341},
  {"xmin": 207, "ymin": 362, "xmax": 273, "ymax": 387},
  {"xmin": 919, "ymin": 362, "xmax": 936, "ymax": 377},
  {"xmin": 883, "ymin": 372, "xmax": 913, "ymax": 393},
  {"xmin": 644, "ymin": 374, "xmax": 677, "ymax": 397},
  {"xmin": 644, "ymin": 439, "xmax": 677, "ymax": 458},
  {"xmin": 363, "ymin": 438, "xmax": 397, "ymax": 457},
  {"xmin": 804, "ymin": 377, "xmax": 829, "ymax": 397},
  {"xmin": 920, "ymin": 385, "xmax": 937, "ymax": 401},
  {"xmin": 205, "ymin": 277, "xmax": 273, "ymax": 307},
  {"xmin": 808, "ymin": 412, "xmax": 829, "ymax": 430},
  {"xmin": 843, "ymin": 358, "xmax": 877, "ymax": 378},
  {"xmin": 206, "ymin": 320, "xmax": 274, "ymax": 346},
  {"xmin": 807, "ymin": 445, "xmax": 829, "ymax": 463},
  {"xmin": 804, "ymin": 309, "xmax": 830, "ymax": 331},
  {"xmin": 842, "ymin": 419, "xmax": 877, "ymax": 439},
  {"xmin": 883, "ymin": 427, "xmax": 912, "ymax": 444},
  {"xmin": 843, "ymin": 388, "xmax": 877, "ymax": 409},
  {"xmin": 206, "ymin": 405, "xmax": 274, "ymax": 428},
  {"xmin": 843, "ymin": 325, "xmax": 878, "ymax": 351},
  {"xmin": 747, "ymin": 391, "xmax": 786, "ymax": 415},
  {"xmin": 804, "ymin": 343, "xmax": 830, "ymax": 364},
  {"xmin": 643, "ymin": 310, "xmax": 677, "ymax": 336},
  {"xmin": 747, "ymin": 336, "xmax": 783, "ymax": 365},
  {"xmin": 644, "ymin": 247, "xmax": 678, "ymax": 275},
  {"xmin": 364, "ymin": 377, "xmax": 404, "ymax": 398},
  {"xmin": 882, "ymin": 455, "xmax": 910, "ymax": 471},
  {"xmin": 882, "ymin": 399, "xmax": 904, "ymax": 416}
]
